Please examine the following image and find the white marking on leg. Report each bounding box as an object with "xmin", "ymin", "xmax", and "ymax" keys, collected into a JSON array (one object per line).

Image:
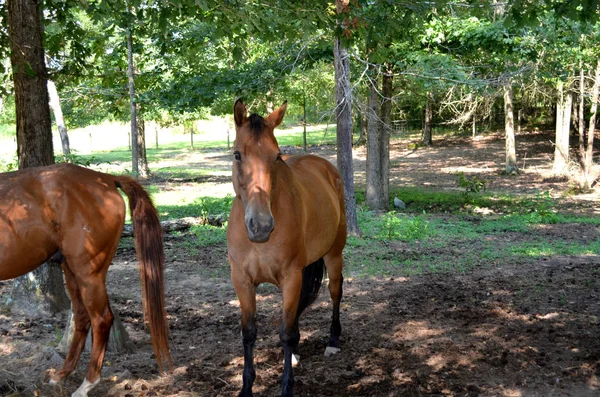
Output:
[
  {"xmin": 324, "ymin": 346, "xmax": 341, "ymax": 357},
  {"xmin": 48, "ymin": 378, "xmax": 59, "ymax": 386},
  {"xmin": 283, "ymin": 353, "xmax": 301, "ymax": 367},
  {"xmin": 71, "ymin": 378, "xmax": 100, "ymax": 397}
]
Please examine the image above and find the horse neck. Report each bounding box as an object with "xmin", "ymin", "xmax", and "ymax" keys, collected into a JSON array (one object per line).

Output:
[{"xmin": 271, "ymin": 160, "xmax": 299, "ymax": 210}]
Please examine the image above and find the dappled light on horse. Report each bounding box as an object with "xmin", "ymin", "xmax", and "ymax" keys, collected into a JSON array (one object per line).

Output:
[
  {"xmin": 227, "ymin": 99, "xmax": 347, "ymax": 397},
  {"xmin": 0, "ymin": 164, "xmax": 171, "ymax": 397}
]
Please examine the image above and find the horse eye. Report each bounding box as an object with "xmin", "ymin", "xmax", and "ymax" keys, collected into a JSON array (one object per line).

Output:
[{"xmin": 234, "ymin": 152, "xmax": 241, "ymax": 161}]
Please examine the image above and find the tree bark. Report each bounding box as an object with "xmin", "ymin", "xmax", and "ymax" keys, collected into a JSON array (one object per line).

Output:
[
  {"xmin": 137, "ymin": 114, "xmax": 150, "ymax": 178},
  {"xmin": 553, "ymin": 81, "xmax": 572, "ymax": 175},
  {"xmin": 303, "ymin": 91, "xmax": 307, "ymax": 152},
  {"xmin": 47, "ymin": 80, "xmax": 71, "ymax": 157},
  {"xmin": 127, "ymin": 22, "xmax": 139, "ymax": 176},
  {"xmin": 503, "ymin": 82, "xmax": 519, "ymax": 175},
  {"xmin": 578, "ymin": 67, "xmax": 586, "ymax": 189},
  {"xmin": 7, "ymin": 0, "xmax": 70, "ymax": 315},
  {"xmin": 423, "ymin": 92, "xmax": 433, "ymax": 146},
  {"xmin": 365, "ymin": 69, "xmax": 391, "ymax": 211},
  {"xmin": 9, "ymin": 0, "xmax": 54, "ymax": 169},
  {"xmin": 380, "ymin": 69, "xmax": 392, "ymax": 210},
  {"xmin": 365, "ymin": 69, "xmax": 383, "ymax": 210},
  {"xmin": 583, "ymin": 61, "xmax": 600, "ymax": 190},
  {"xmin": 334, "ymin": 0, "xmax": 360, "ymax": 236}
]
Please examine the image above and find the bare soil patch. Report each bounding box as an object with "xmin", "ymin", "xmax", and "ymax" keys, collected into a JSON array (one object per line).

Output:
[{"xmin": 1, "ymin": 131, "xmax": 600, "ymax": 396}]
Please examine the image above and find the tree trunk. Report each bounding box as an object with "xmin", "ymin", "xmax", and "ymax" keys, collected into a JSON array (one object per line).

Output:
[
  {"xmin": 380, "ymin": 69, "xmax": 392, "ymax": 210},
  {"xmin": 423, "ymin": 92, "xmax": 433, "ymax": 145},
  {"xmin": 154, "ymin": 122, "xmax": 159, "ymax": 149},
  {"xmin": 583, "ymin": 61, "xmax": 600, "ymax": 190},
  {"xmin": 47, "ymin": 80, "xmax": 70, "ymax": 157},
  {"xmin": 303, "ymin": 91, "xmax": 307, "ymax": 152},
  {"xmin": 6, "ymin": 0, "xmax": 70, "ymax": 316},
  {"xmin": 58, "ymin": 309, "xmax": 134, "ymax": 355},
  {"xmin": 365, "ymin": 70, "xmax": 384, "ymax": 210},
  {"xmin": 9, "ymin": 0, "xmax": 54, "ymax": 169},
  {"xmin": 334, "ymin": 0, "xmax": 360, "ymax": 236},
  {"xmin": 578, "ymin": 67, "xmax": 586, "ymax": 189},
  {"xmin": 553, "ymin": 81, "xmax": 572, "ymax": 175},
  {"xmin": 137, "ymin": 114, "xmax": 150, "ymax": 178},
  {"xmin": 503, "ymin": 82, "xmax": 519, "ymax": 175},
  {"xmin": 127, "ymin": 23, "xmax": 139, "ymax": 177}
]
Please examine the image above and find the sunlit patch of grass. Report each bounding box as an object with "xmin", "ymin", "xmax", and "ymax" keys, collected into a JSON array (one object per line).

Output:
[
  {"xmin": 190, "ymin": 225, "xmax": 228, "ymax": 247},
  {"xmin": 155, "ymin": 194, "xmax": 234, "ymax": 220}
]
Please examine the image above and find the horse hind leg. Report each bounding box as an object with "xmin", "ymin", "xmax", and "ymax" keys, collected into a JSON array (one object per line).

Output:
[
  {"xmin": 323, "ymin": 250, "xmax": 344, "ymax": 357},
  {"xmin": 75, "ymin": 273, "xmax": 113, "ymax": 397},
  {"xmin": 58, "ymin": 256, "xmax": 114, "ymax": 397},
  {"xmin": 49, "ymin": 261, "xmax": 90, "ymax": 385}
]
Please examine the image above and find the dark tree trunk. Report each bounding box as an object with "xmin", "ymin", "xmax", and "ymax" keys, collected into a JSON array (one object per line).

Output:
[
  {"xmin": 7, "ymin": 0, "xmax": 69, "ymax": 315},
  {"xmin": 334, "ymin": 0, "xmax": 360, "ymax": 236},
  {"xmin": 9, "ymin": 0, "xmax": 54, "ymax": 169},
  {"xmin": 423, "ymin": 92, "xmax": 433, "ymax": 146}
]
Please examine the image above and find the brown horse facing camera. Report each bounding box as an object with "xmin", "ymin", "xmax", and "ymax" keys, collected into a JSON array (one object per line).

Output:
[
  {"xmin": 0, "ymin": 163, "xmax": 171, "ymax": 397},
  {"xmin": 227, "ymin": 99, "xmax": 346, "ymax": 397}
]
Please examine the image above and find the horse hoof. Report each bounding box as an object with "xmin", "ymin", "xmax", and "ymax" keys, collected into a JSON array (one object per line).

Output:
[
  {"xmin": 324, "ymin": 346, "xmax": 340, "ymax": 357},
  {"xmin": 48, "ymin": 379, "xmax": 59, "ymax": 386}
]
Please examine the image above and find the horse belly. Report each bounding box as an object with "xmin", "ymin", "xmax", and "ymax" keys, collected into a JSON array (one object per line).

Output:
[{"xmin": 0, "ymin": 229, "xmax": 57, "ymax": 280}]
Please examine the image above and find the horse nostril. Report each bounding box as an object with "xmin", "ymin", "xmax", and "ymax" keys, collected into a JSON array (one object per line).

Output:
[
  {"xmin": 248, "ymin": 217, "xmax": 257, "ymax": 233},
  {"xmin": 245, "ymin": 213, "xmax": 274, "ymax": 242}
]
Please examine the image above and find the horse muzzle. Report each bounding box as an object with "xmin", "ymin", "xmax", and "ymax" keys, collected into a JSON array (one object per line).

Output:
[{"xmin": 245, "ymin": 211, "xmax": 274, "ymax": 243}]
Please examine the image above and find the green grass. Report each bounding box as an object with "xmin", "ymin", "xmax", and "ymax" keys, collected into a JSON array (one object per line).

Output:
[
  {"xmin": 154, "ymin": 193, "xmax": 234, "ymax": 220},
  {"xmin": 147, "ymin": 186, "xmax": 600, "ymax": 279},
  {"xmin": 343, "ymin": 197, "xmax": 600, "ymax": 277}
]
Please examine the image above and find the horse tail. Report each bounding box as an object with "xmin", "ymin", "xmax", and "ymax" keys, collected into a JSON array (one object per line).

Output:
[
  {"xmin": 114, "ymin": 176, "xmax": 172, "ymax": 372},
  {"xmin": 297, "ymin": 258, "xmax": 325, "ymax": 318}
]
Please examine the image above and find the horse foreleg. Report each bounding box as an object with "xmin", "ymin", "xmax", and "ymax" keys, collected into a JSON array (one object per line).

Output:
[
  {"xmin": 280, "ymin": 274, "xmax": 302, "ymax": 397},
  {"xmin": 232, "ymin": 272, "xmax": 257, "ymax": 397},
  {"xmin": 324, "ymin": 253, "xmax": 344, "ymax": 357},
  {"xmin": 50, "ymin": 263, "xmax": 90, "ymax": 385}
]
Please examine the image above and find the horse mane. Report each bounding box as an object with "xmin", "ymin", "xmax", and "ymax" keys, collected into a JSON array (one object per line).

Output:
[{"xmin": 248, "ymin": 113, "xmax": 266, "ymax": 138}]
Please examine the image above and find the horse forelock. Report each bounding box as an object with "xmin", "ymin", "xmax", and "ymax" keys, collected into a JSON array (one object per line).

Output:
[{"xmin": 248, "ymin": 113, "xmax": 267, "ymax": 139}]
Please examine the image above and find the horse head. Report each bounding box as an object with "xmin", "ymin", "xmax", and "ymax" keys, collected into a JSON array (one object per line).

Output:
[{"xmin": 232, "ymin": 99, "xmax": 287, "ymax": 242}]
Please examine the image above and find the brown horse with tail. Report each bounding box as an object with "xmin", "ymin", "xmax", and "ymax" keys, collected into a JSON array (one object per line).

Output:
[{"xmin": 0, "ymin": 163, "xmax": 171, "ymax": 397}]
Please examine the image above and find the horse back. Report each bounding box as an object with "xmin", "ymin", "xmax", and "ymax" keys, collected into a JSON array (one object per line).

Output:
[
  {"xmin": 285, "ymin": 155, "xmax": 346, "ymax": 259},
  {"xmin": 0, "ymin": 164, "xmax": 126, "ymax": 280}
]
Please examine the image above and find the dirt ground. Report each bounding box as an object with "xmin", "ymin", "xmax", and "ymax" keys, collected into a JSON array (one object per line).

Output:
[{"xmin": 2, "ymin": 130, "xmax": 600, "ymax": 397}]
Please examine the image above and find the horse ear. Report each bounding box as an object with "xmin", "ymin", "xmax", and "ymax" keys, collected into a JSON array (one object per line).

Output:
[
  {"xmin": 234, "ymin": 99, "xmax": 247, "ymax": 127},
  {"xmin": 266, "ymin": 101, "xmax": 287, "ymax": 128}
]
